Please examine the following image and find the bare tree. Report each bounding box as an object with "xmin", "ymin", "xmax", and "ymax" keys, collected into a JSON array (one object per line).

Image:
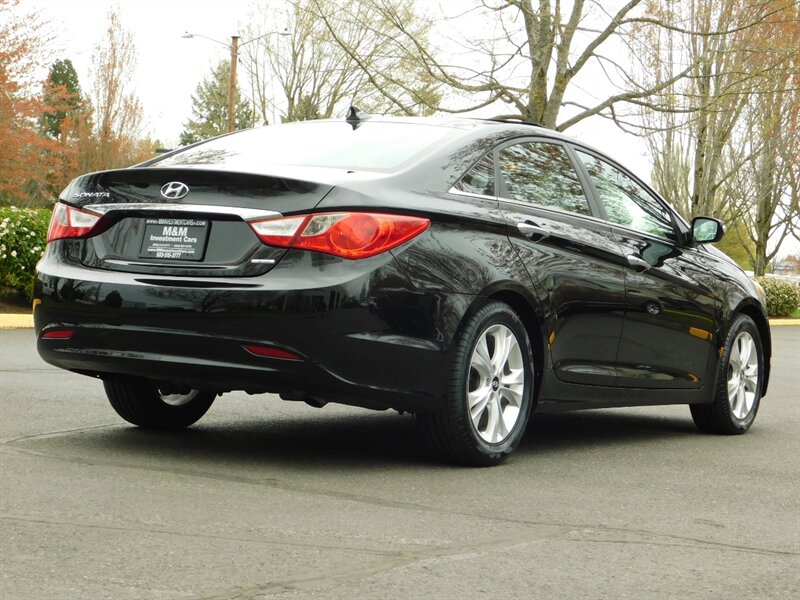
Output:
[
  {"xmin": 725, "ymin": 6, "xmax": 800, "ymax": 275},
  {"xmin": 636, "ymin": 0, "xmax": 798, "ymax": 273},
  {"xmin": 89, "ymin": 9, "xmax": 145, "ymax": 168},
  {"xmin": 634, "ymin": 0, "xmax": 780, "ymax": 218},
  {"xmin": 240, "ymin": 0, "xmax": 439, "ymax": 124},
  {"xmin": 304, "ymin": 0, "xmax": 709, "ymax": 129}
]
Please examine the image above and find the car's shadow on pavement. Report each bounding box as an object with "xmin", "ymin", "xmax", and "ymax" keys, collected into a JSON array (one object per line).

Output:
[{"xmin": 16, "ymin": 406, "xmax": 702, "ymax": 470}]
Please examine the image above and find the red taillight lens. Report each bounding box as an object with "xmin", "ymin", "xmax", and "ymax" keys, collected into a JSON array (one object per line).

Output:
[
  {"xmin": 47, "ymin": 203, "xmax": 101, "ymax": 243},
  {"xmin": 249, "ymin": 212, "xmax": 430, "ymax": 259}
]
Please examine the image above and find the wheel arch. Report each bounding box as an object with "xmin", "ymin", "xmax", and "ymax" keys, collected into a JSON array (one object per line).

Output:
[
  {"xmin": 460, "ymin": 282, "xmax": 548, "ymax": 400},
  {"xmin": 734, "ymin": 301, "xmax": 771, "ymax": 396}
]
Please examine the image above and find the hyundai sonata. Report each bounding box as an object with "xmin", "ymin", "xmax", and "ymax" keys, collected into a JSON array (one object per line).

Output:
[{"xmin": 34, "ymin": 113, "xmax": 771, "ymax": 466}]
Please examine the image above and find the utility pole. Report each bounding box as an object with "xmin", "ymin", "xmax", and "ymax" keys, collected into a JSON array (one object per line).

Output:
[
  {"xmin": 228, "ymin": 35, "xmax": 240, "ymax": 133},
  {"xmin": 183, "ymin": 30, "xmax": 289, "ymax": 133}
]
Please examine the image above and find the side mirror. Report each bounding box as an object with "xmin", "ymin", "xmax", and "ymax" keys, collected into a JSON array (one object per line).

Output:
[{"xmin": 691, "ymin": 216, "xmax": 725, "ymax": 244}]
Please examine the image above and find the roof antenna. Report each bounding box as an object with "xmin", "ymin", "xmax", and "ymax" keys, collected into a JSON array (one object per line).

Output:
[{"xmin": 345, "ymin": 105, "xmax": 370, "ymax": 130}]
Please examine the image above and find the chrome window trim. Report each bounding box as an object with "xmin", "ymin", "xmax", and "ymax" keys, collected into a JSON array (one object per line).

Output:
[
  {"xmin": 84, "ymin": 203, "xmax": 281, "ymax": 222},
  {"xmin": 448, "ymin": 187, "xmax": 498, "ymax": 202},
  {"xmin": 497, "ymin": 194, "xmax": 594, "ymax": 220}
]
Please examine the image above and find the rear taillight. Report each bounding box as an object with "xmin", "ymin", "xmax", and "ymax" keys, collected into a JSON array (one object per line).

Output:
[
  {"xmin": 46, "ymin": 203, "xmax": 101, "ymax": 243},
  {"xmin": 248, "ymin": 212, "xmax": 430, "ymax": 259}
]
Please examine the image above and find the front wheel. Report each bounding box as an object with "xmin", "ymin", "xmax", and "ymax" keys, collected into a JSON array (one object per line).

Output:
[
  {"xmin": 104, "ymin": 379, "xmax": 216, "ymax": 429},
  {"xmin": 419, "ymin": 301, "xmax": 535, "ymax": 466},
  {"xmin": 690, "ymin": 314, "xmax": 764, "ymax": 434}
]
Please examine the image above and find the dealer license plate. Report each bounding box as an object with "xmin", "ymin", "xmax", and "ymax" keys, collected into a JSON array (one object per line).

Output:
[{"xmin": 139, "ymin": 218, "xmax": 209, "ymax": 261}]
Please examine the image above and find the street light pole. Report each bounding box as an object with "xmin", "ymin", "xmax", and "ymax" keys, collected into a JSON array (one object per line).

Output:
[{"xmin": 228, "ymin": 36, "xmax": 240, "ymax": 133}]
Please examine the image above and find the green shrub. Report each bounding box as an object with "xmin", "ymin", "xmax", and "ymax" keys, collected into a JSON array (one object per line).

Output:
[
  {"xmin": 756, "ymin": 276, "xmax": 800, "ymax": 318},
  {"xmin": 0, "ymin": 206, "xmax": 51, "ymax": 300}
]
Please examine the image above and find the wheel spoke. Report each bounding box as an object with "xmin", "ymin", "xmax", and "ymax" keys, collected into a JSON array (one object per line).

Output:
[
  {"xmin": 735, "ymin": 384, "xmax": 748, "ymax": 419},
  {"xmin": 491, "ymin": 400, "xmax": 508, "ymax": 442},
  {"xmin": 490, "ymin": 327, "xmax": 512, "ymax": 375},
  {"xmin": 499, "ymin": 383, "xmax": 522, "ymax": 408},
  {"xmin": 729, "ymin": 340, "xmax": 741, "ymax": 372},
  {"xmin": 738, "ymin": 337, "xmax": 752, "ymax": 369},
  {"xmin": 727, "ymin": 375, "xmax": 739, "ymax": 400},
  {"xmin": 469, "ymin": 387, "xmax": 491, "ymax": 419},
  {"xmin": 501, "ymin": 405, "xmax": 520, "ymax": 437},
  {"xmin": 501, "ymin": 366, "xmax": 524, "ymax": 388},
  {"xmin": 741, "ymin": 387, "xmax": 754, "ymax": 417},
  {"xmin": 473, "ymin": 336, "xmax": 493, "ymax": 377},
  {"xmin": 483, "ymin": 398, "xmax": 499, "ymax": 441}
]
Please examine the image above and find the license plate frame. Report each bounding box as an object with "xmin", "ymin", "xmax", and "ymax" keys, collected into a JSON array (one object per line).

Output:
[{"xmin": 139, "ymin": 218, "xmax": 209, "ymax": 261}]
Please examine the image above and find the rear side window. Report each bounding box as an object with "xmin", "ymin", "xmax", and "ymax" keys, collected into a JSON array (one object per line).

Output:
[
  {"xmin": 576, "ymin": 151, "xmax": 676, "ymax": 241},
  {"xmin": 498, "ymin": 142, "xmax": 591, "ymax": 215},
  {"xmin": 454, "ymin": 155, "xmax": 494, "ymax": 196}
]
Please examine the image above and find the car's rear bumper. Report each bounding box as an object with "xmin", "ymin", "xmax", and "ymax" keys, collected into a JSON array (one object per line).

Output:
[{"xmin": 34, "ymin": 245, "xmax": 466, "ymax": 412}]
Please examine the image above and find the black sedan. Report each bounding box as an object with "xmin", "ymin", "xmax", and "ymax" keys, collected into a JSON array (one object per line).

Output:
[{"xmin": 34, "ymin": 114, "xmax": 771, "ymax": 466}]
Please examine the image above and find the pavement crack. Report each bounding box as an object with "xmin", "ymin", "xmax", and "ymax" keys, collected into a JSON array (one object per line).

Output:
[
  {"xmin": 0, "ymin": 422, "xmax": 120, "ymax": 445},
  {"xmin": 1, "ymin": 515, "xmax": 402, "ymax": 558}
]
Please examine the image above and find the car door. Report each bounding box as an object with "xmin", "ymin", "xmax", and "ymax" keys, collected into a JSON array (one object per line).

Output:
[
  {"xmin": 573, "ymin": 148, "xmax": 721, "ymax": 389},
  {"xmin": 496, "ymin": 138, "xmax": 627, "ymax": 387}
]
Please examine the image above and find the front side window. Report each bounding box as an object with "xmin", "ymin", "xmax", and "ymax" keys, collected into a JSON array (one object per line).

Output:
[
  {"xmin": 498, "ymin": 142, "xmax": 591, "ymax": 215},
  {"xmin": 454, "ymin": 154, "xmax": 494, "ymax": 196},
  {"xmin": 576, "ymin": 150, "xmax": 676, "ymax": 241}
]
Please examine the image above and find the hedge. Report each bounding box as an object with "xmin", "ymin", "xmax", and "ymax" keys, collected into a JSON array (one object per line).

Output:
[
  {"xmin": 756, "ymin": 276, "xmax": 800, "ymax": 318},
  {"xmin": 0, "ymin": 206, "xmax": 51, "ymax": 300}
]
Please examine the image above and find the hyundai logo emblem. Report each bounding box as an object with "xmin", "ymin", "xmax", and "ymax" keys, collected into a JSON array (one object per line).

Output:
[{"xmin": 160, "ymin": 181, "xmax": 189, "ymax": 200}]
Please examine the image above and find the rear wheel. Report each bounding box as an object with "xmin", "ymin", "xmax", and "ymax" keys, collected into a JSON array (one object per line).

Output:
[
  {"xmin": 690, "ymin": 314, "xmax": 763, "ymax": 434},
  {"xmin": 104, "ymin": 379, "xmax": 216, "ymax": 429},
  {"xmin": 419, "ymin": 302, "xmax": 535, "ymax": 466}
]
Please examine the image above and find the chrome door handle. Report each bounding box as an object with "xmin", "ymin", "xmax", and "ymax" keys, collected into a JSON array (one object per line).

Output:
[
  {"xmin": 517, "ymin": 222, "xmax": 550, "ymax": 239},
  {"xmin": 626, "ymin": 254, "xmax": 651, "ymax": 270}
]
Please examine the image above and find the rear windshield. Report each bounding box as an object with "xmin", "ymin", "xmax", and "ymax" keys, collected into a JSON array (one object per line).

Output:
[{"xmin": 151, "ymin": 120, "xmax": 456, "ymax": 172}]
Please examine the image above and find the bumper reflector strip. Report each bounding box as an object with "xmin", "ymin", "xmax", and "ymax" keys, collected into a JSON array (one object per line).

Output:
[
  {"xmin": 42, "ymin": 329, "xmax": 74, "ymax": 340},
  {"xmin": 242, "ymin": 344, "xmax": 301, "ymax": 361}
]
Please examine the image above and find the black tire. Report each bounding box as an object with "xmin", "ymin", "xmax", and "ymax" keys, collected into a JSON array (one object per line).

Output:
[
  {"xmin": 690, "ymin": 314, "xmax": 764, "ymax": 435},
  {"xmin": 419, "ymin": 301, "xmax": 535, "ymax": 466},
  {"xmin": 104, "ymin": 379, "xmax": 216, "ymax": 429}
]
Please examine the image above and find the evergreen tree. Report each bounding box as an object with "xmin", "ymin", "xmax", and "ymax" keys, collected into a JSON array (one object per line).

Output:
[
  {"xmin": 180, "ymin": 60, "xmax": 254, "ymax": 146},
  {"xmin": 40, "ymin": 59, "xmax": 82, "ymax": 141}
]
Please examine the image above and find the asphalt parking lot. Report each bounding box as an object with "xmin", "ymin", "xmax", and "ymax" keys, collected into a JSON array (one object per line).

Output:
[{"xmin": 1, "ymin": 326, "xmax": 798, "ymax": 599}]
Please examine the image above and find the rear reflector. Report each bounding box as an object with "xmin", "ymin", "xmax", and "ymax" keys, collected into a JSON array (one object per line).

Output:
[
  {"xmin": 248, "ymin": 212, "xmax": 430, "ymax": 259},
  {"xmin": 242, "ymin": 344, "xmax": 302, "ymax": 361},
  {"xmin": 47, "ymin": 203, "xmax": 101, "ymax": 243},
  {"xmin": 41, "ymin": 329, "xmax": 74, "ymax": 339}
]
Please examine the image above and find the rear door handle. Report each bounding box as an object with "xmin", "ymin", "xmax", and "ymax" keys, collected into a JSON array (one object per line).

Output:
[
  {"xmin": 626, "ymin": 254, "xmax": 651, "ymax": 270},
  {"xmin": 517, "ymin": 222, "xmax": 550, "ymax": 239}
]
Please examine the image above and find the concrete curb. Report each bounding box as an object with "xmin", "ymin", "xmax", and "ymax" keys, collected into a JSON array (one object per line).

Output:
[
  {"xmin": 2, "ymin": 313, "xmax": 799, "ymax": 330},
  {"xmin": 0, "ymin": 314, "xmax": 34, "ymax": 329}
]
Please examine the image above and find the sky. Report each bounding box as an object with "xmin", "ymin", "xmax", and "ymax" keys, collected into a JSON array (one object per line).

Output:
[
  {"xmin": 25, "ymin": 0, "xmax": 650, "ymax": 170},
  {"xmin": 27, "ymin": 0, "xmax": 253, "ymax": 145}
]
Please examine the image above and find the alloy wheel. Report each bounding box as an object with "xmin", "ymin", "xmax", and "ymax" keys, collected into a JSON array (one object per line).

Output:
[
  {"xmin": 727, "ymin": 331, "xmax": 759, "ymax": 420},
  {"xmin": 159, "ymin": 389, "xmax": 201, "ymax": 407},
  {"xmin": 467, "ymin": 324, "xmax": 525, "ymax": 444}
]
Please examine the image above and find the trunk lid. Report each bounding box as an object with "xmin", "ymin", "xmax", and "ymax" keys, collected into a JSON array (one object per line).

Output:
[{"xmin": 66, "ymin": 168, "xmax": 333, "ymax": 277}]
